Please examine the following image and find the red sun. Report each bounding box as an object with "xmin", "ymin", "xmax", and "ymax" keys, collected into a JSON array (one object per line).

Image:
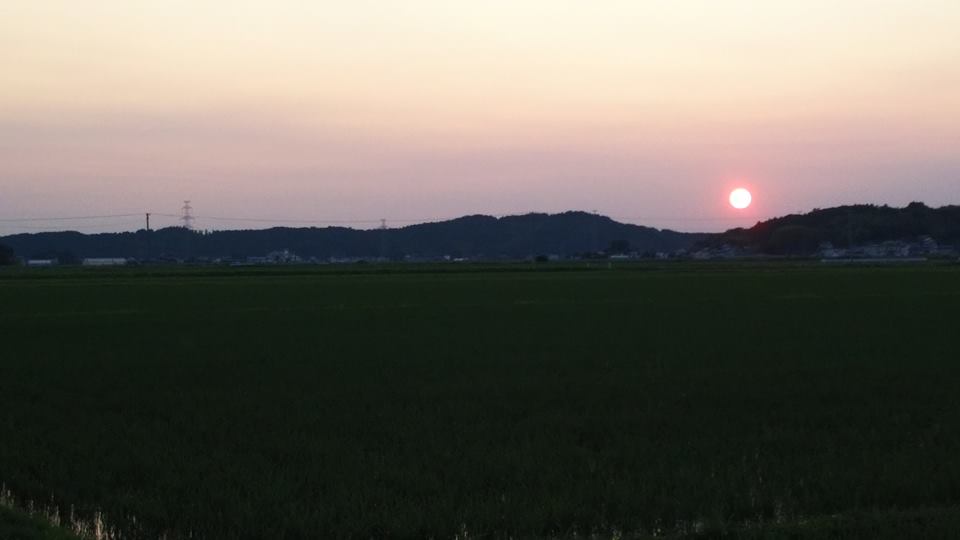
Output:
[{"xmin": 729, "ymin": 188, "xmax": 752, "ymax": 209}]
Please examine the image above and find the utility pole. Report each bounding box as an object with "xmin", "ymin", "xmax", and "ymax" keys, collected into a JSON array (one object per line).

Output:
[
  {"xmin": 592, "ymin": 209, "xmax": 600, "ymax": 253},
  {"xmin": 846, "ymin": 209, "xmax": 854, "ymax": 248},
  {"xmin": 379, "ymin": 219, "xmax": 388, "ymax": 261},
  {"xmin": 144, "ymin": 213, "xmax": 153, "ymax": 263}
]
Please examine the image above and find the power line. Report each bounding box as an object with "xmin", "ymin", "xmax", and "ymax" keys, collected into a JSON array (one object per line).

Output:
[
  {"xmin": 0, "ymin": 220, "xmax": 146, "ymax": 232},
  {"xmin": 0, "ymin": 209, "xmax": 766, "ymax": 232},
  {"xmin": 195, "ymin": 215, "xmax": 383, "ymax": 225},
  {"xmin": 183, "ymin": 214, "xmax": 489, "ymax": 225},
  {"xmin": 0, "ymin": 213, "xmax": 142, "ymax": 223}
]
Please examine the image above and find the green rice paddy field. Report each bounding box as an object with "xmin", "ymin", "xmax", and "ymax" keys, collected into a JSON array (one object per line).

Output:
[{"xmin": 2, "ymin": 263, "xmax": 960, "ymax": 539}]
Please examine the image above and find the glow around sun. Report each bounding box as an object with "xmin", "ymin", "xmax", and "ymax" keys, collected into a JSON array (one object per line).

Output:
[{"xmin": 729, "ymin": 188, "xmax": 752, "ymax": 209}]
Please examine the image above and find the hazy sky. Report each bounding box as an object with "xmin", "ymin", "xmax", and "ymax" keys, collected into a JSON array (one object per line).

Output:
[{"xmin": 2, "ymin": 0, "xmax": 959, "ymax": 233}]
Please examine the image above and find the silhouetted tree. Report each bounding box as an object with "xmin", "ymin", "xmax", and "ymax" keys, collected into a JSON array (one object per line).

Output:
[
  {"xmin": 0, "ymin": 243, "xmax": 15, "ymax": 265},
  {"xmin": 608, "ymin": 239, "xmax": 631, "ymax": 254},
  {"xmin": 765, "ymin": 226, "xmax": 823, "ymax": 254}
]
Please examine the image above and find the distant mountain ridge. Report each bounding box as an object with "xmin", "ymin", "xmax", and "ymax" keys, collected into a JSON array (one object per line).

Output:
[
  {"xmin": 705, "ymin": 202, "xmax": 960, "ymax": 255},
  {"xmin": 5, "ymin": 204, "xmax": 959, "ymax": 262},
  {"xmin": 0, "ymin": 211, "xmax": 702, "ymax": 261}
]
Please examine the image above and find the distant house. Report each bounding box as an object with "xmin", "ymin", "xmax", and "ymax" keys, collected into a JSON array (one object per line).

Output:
[
  {"xmin": 919, "ymin": 236, "xmax": 939, "ymax": 254},
  {"xmin": 82, "ymin": 258, "xmax": 128, "ymax": 267},
  {"xmin": 27, "ymin": 259, "xmax": 56, "ymax": 267},
  {"xmin": 266, "ymin": 250, "xmax": 302, "ymax": 264},
  {"xmin": 245, "ymin": 250, "xmax": 303, "ymax": 265},
  {"xmin": 692, "ymin": 245, "xmax": 739, "ymax": 260},
  {"xmin": 818, "ymin": 242, "xmax": 846, "ymax": 259}
]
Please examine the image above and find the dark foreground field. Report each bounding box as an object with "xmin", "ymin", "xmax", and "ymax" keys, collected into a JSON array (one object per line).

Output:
[{"xmin": 2, "ymin": 263, "xmax": 960, "ymax": 539}]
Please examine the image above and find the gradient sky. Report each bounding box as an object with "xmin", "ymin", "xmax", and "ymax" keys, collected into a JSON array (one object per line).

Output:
[{"xmin": 2, "ymin": 0, "xmax": 959, "ymax": 234}]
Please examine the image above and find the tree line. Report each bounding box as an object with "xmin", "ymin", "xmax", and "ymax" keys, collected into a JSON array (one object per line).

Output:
[{"xmin": 705, "ymin": 202, "xmax": 960, "ymax": 255}]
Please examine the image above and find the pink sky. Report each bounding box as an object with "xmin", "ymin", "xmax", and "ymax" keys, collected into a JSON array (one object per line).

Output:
[{"xmin": 2, "ymin": 1, "xmax": 959, "ymax": 234}]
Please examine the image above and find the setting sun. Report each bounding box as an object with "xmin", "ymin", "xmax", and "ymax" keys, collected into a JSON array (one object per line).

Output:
[{"xmin": 730, "ymin": 188, "xmax": 752, "ymax": 210}]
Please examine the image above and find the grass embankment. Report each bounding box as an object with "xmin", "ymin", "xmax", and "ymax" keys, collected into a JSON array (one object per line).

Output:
[
  {"xmin": 0, "ymin": 505, "xmax": 80, "ymax": 540},
  {"xmin": 1, "ymin": 263, "xmax": 959, "ymax": 538}
]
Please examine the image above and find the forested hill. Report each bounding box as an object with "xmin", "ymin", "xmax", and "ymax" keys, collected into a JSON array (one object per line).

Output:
[
  {"xmin": 0, "ymin": 211, "xmax": 701, "ymax": 261},
  {"xmin": 705, "ymin": 203, "xmax": 960, "ymax": 255}
]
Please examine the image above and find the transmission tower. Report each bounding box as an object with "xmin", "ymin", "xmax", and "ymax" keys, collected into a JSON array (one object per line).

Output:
[{"xmin": 181, "ymin": 201, "xmax": 195, "ymax": 230}]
